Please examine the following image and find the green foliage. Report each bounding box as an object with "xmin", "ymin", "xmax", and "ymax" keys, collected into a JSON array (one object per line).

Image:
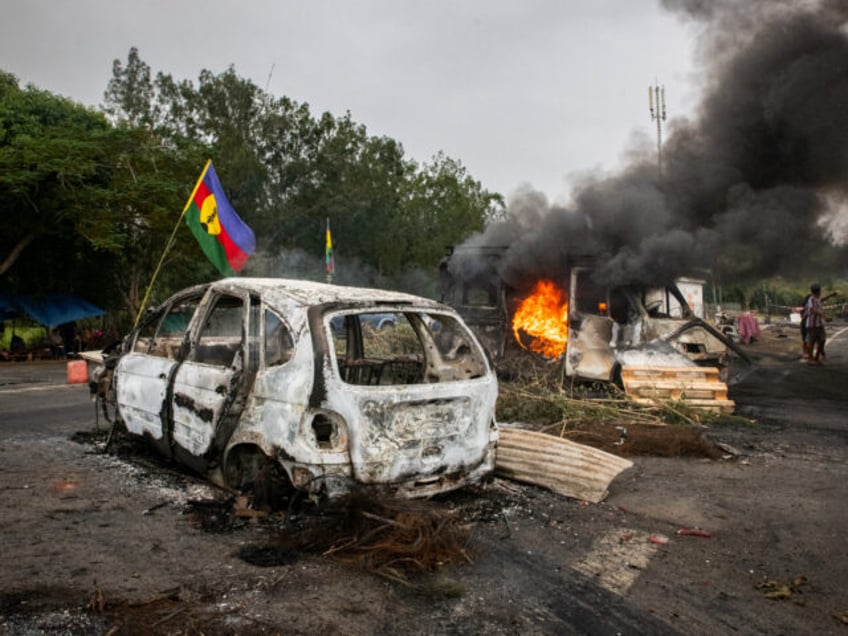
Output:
[
  {"xmin": 1, "ymin": 48, "xmax": 502, "ymax": 328},
  {"xmin": 4, "ymin": 48, "xmax": 846, "ymax": 336},
  {"xmin": 0, "ymin": 321, "xmax": 45, "ymax": 350},
  {"xmin": 0, "ymin": 67, "xmax": 213, "ymax": 323},
  {"xmin": 106, "ymin": 52, "xmax": 501, "ymax": 286},
  {"xmin": 103, "ymin": 47, "xmax": 157, "ymax": 128},
  {"xmin": 0, "ymin": 72, "xmax": 120, "ymax": 298},
  {"xmin": 714, "ymin": 276, "xmax": 848, "ymax": 310},
  {"xmin": 496, "ymin": 384, "xmax": 565, "ymax": 425}
]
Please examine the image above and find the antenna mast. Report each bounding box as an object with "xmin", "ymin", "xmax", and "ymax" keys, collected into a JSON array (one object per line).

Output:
[{"xmin": 648, "ymin": 83, "xmax": 667, "ymax": 178}]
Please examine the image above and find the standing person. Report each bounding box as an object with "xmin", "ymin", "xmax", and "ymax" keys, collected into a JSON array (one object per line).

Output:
[
  {"xmin": 58, "ymin": 321, "xmax": 78, "ymax": 357},
  {"xmin": 799, "ymin": 291, "xmax": 813, "ymax": 359},
  {"xmin": 49, "ymin": 328, "xmax": 65, "ymax": 359},
  {"xmin": 805, "ymin": 284, "xmax": 826, "ymax": 365}
]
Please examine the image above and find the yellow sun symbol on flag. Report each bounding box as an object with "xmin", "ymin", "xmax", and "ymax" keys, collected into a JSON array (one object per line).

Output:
[{"xmin": 200, "ymin": 195, "xmax": 221, "ymax": 235}]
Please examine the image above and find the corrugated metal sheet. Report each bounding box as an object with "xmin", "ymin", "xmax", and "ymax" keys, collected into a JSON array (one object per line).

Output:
[{"xmin": 495, "ymin": 427, "xmax": 633, "ymax": 503}]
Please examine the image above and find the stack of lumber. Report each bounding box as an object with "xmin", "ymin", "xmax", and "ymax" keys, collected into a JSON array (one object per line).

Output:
[{"xmin": 620, "ymin": 365, "xmax": 734, "ymax": 414}]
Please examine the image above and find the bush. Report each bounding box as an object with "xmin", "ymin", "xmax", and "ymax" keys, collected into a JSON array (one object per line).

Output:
[{"xmin": 0, "ymin": 321, "xmax": 46, "ymax": 350}]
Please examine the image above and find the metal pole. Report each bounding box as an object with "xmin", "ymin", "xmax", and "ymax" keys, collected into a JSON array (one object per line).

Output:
[{"xmin": 648, "ymin": 84, "xmax": 666, "ymax": 178}]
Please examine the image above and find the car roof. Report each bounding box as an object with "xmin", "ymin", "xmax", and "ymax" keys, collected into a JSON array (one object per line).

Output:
[{"xmin": 211, "ymin": 277, "xmax": 443, "ymax": 309}]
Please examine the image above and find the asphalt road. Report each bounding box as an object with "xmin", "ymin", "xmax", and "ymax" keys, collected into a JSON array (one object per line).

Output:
[
  {"xmin": 0, "ymin": 361, "xmax": 93, "ymax": 437},
  {"xmin": 729, "ymin": 323, "xmax": 848, "ymax": 432}
]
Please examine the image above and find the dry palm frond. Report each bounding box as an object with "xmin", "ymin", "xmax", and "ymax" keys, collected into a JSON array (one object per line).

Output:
[{"xmin": 298, "ymin": 493, "xmax": 473, "ymax": 582}]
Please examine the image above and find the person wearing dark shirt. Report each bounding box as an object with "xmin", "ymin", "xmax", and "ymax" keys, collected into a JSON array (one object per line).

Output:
[{"xmin": 805, "ymin": 284, "xmax": 826, "ymax": 365}]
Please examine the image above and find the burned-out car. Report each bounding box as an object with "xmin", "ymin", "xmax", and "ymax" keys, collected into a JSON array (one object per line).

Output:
[{"xmin": 102, "ymin": 278, "xmax": 498, "ymax": 501}]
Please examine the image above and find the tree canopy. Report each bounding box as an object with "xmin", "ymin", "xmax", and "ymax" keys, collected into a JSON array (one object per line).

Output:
[
  {"xmin": 0, "ymin": 71, "xmax": 123, "ymax": 304},
  {"xmin": 0, "ymin": 49, "xmax": 504, "ymax": 326}
]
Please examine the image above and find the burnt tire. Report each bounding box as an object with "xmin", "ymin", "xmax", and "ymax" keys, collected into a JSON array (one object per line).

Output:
[{"xmin": 224, "ymin": 446, "xmax": 294, "ymax": 511}]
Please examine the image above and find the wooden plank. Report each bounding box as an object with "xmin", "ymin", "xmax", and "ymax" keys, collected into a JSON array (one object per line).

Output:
[
  {"xmin": 629, "ymin": 397, "xmax": 736, "ymax": 414},
  {"xmin": 621, "ymin": 366, "xmax": 719, "ymax": 381},
  {"xmin": 623, "ymin": 380, "xmax": 728, "ymax": 401},
  {"xmin": 621, "ymin": 364, "xmax": 734, "ymax": 414},
  {"xmin": 495, "ymin": 427, "xmax": 633, "ymax": 503},
  {"xmin": 623, "ymin": 380, "xmax": 726, "ymax": 392}
]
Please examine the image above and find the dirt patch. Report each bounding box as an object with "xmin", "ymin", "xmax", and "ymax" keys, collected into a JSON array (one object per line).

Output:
[
  {"xmin": 495, "ymin": 348, "xmax": 732, "ymax": 461},
  {"xmin": 561, "ymin": 422, "xmax": 725, "ymax": 458},
  {"xmin": 237, "ymin": 544, "xmax": 300, "ymax": 568}
]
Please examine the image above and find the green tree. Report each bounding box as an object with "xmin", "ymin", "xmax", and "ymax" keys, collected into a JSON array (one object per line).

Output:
[
  {"xmin": 107, "ymin": 50, "xmax": 505, "ymax": 289},
  {"xmin": 3, "ymin": 49, "xmax": 506, "ymax": 311},
  {"xmin": 101, "ymin": 128, "xmax": 211, "ymax": 318},
  {"xmin": 281, "ymin": 114, "xmax": 414, "ymax": 274},
  {"xmin": 147, "ymin": 65, "xmax": 289, "ymax": 253},
  {"xmin": 404, "ymin": 152, "xmax": 504, "ymax": 269},
  {"xmin": 103, "ymin": 51, "xmax": 265, "ymax": 318},
  {"xmin": 0, "ymin": 72, "xmax": 124, "ymax": 297},
  {"xmin": 103, "ymin": 46, "xmax": 158, "ymax": 129}
]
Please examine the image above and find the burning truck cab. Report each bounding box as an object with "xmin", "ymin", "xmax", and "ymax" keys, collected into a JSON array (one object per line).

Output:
[{"xmin": 441, "ymin": 251, "xmax": 738, "ymax": 385}]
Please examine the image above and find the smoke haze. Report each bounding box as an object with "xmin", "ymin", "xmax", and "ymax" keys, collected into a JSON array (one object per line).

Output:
[{"xmin": 449, "ymin": 0, "xmax": 848, "ymax": 290}]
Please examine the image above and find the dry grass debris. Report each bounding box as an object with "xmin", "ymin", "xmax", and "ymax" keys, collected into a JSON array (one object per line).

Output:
[
  {"xmin": 298, "ymin": 493, "xmax": 474, "ymax": 583},
  {"xmin": 495, "ymin": 351, "xmax": 748, "ymax": 459}
]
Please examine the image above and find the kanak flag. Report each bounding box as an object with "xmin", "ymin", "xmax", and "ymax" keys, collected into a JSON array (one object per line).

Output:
[{"xmin": 184, "ymin": 160, "xmax": 255, "ymax": 276}]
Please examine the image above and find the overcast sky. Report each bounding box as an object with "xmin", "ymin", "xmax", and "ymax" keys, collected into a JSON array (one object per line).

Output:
[{"xmin": 1, "ymin": 0, "xmax": 701, "ymax": 203}]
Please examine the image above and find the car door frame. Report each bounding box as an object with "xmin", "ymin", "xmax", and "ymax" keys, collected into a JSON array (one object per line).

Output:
[
  {"xmin": 565, "ymin": 267, "xmax": 617, "ymax": 381},
  {"xmin": 114, "ymin": 285, "xmax": 208, "ymax": 458},
  {"xmin": 166, "ymin": 286, "xmax": 254, "ymax": 474}
]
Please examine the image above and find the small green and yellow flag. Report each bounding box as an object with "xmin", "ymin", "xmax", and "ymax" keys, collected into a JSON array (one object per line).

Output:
[{"xmin": 325, "ymin": 219, "xmax": 334, "ymax": 275}]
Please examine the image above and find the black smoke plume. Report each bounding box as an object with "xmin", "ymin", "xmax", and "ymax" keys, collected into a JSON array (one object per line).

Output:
[{"xmin": 449, "ymin": 0, "xmax": 848, "ymax": 291}]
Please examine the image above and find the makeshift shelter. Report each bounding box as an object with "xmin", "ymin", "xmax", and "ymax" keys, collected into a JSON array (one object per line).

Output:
[
  {"xmin": 0, "ymin": 292, "xmax": 107, "ymax": 361},
  {"xmin": 0, "ymin": 292, "xmax": 106, "ymax": 327}
]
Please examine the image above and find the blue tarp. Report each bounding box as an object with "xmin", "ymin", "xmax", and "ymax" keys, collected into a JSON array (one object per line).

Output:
[
  {"xmin": 0, "ymin": 292, "xmax": 106, "ymax": 327},
  {"xmin": 0, "ymin": 293, "xmax": 19, "ymax": 322}
]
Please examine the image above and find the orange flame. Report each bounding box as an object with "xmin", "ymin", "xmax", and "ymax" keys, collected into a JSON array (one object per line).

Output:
[{"xmin": 511, "ymin": 280, "xmax": 569, "ymax": 358}]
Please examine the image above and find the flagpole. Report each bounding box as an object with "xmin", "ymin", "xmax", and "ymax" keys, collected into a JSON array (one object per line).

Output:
[
  {"xmin": 181, "ymin": 159, "xmax": 213, "ymax": 215},
  {"xmin": 133, "ymin": 159, "xmax": 212, "ymax": 327}
]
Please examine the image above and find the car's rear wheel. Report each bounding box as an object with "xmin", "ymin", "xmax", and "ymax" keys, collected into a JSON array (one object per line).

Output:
[{"xmin": 224, "ymin": 445, "xmax": 294, "ymax": 511}]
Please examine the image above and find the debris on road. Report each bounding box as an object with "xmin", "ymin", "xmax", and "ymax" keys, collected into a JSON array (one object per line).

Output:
[
  {"xmin": 298, "ymin": 493, "xmax": 473, "ymax": 582},
  {"xmin": 832, "ymin": 610, "xmax": 848, "ymax": 625},
  {"xmin": 758, "ymin": 576, "xmax": 808, "ymax": 602},
  {"xmin": 494, "ymin": 426, "xmax": 633, "ymax": 503},
  {"xmin": 676, "ymin": 528, "xmax": 713, "ymax": 538}
]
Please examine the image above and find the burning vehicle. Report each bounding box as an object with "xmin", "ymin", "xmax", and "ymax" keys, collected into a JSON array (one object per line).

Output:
[
  {"xmin": 441, "ymin": 248, "xmax": 746, "ymax": 388},
  {"xmin": 96, "ymin": 278, "xmax": 498, "ymax": 501}
]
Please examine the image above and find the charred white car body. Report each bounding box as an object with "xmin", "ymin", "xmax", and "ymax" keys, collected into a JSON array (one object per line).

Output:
[{"xmin": 108, "ymin": 278, "xmax": 498, "ymax": 500}]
